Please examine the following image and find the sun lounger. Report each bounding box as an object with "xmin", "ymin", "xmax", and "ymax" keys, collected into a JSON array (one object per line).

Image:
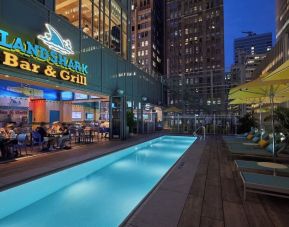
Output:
[
  {"xmin": 226, "ymin": 141, "xmax": 288, "ymax": 159},
  {"xmin": 240, "ymin": 172, "xmax": 289, "ymax": 200},
  {"xmin": 230, "ymin": 148, "xmax": 272, "ymax": 157},
  {"xmin": 226, "ymin": 141, "xmax": 268, "ymax": 152},
  {"xmin": 223, "ymin": 135, "xmax": 260, "ymax": 145},
  {"xmin": 223, "ymin": 136, "xmax": 248, "ymax": 143},
  {"xmin": 226, "ymin": 142, "xmax": 261, "ymax": 150},
  {"xmin": 235, "ymin": 160, "xmax": 289, "ymax": 175}
]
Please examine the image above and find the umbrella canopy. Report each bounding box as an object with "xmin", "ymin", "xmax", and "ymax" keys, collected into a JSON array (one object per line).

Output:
[
  {"xmin": 229, "ymin": 96, "xmax": 289, "ymax": 132},
  {"xmin": 263, "ymin": 60, "xmax": 289, "ymax": 81},
  {"xmin": 163, "ymin": 106, "xmax": 182, "ymax": 113},
  {"xmin": 229, "ymin": 77, "xmax": 289, "ymax": 160},
  {"xmin": 229, "ymin": 78, "xmax": 289, "ymax": 100},
  {"xmin": 229, "ymin": 96, "xmax": 289, "ymax": 105}
]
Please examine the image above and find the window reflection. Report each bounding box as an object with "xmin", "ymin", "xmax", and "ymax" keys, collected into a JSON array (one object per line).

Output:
[
  {"xmin": 103, "ymin": 0, "xmax": 110, "ymax": 47},
  {"xmin": 55, "ymin": 0, "xmax": 128, "ymax": 59},
  {"xmin": 82, "ymin": 0, "xmax": 93, "ymax": 35},
  {"xmin": 56, "ymin": 0, "xmax": 80, "ymax": 28},
  {"xmin": 122, "ymin": 12, "xmax": 128, "ymax": 59},
  {"xmin": 99, "ymin": 0, "xmax": 104, "ymax": 42},
  {"xmin": 111, "ymin": 0, "xmax": 121, "ymax": 53},
  {"xmin": 93, "ymin": 0, "xmax": 100, "ymax": 40}
]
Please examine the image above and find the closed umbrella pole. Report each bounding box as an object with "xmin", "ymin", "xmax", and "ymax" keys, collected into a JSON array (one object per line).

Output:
[
  {"xmin": 177, "ymin": 113, "xmax": 180, "ymax": 133},
  {"xmin": 269, "ymin": 86, "xmax": 276, "ymax": 161},
  {"xmin": 259, "ymin": 101, "xmax": 263, "ymax": 140},
  {"xmin": 259, "ymin": 101, "xmax": 262, "ymax": 130}
]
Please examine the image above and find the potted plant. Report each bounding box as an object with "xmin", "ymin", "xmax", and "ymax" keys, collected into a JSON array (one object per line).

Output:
[
  {"xmin": 126, "ymin": 111, "xmax": 135, "ymax": 136},
  {"xmin": 268, "ymin": 106, "xmax": 289, "ymax": 144},
  {"xmin": 237, "ymin": 113, "xmax": 257, "ymax": 134}
]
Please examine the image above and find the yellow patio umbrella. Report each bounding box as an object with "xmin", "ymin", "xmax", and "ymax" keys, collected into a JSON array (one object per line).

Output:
[
  {"xmin": 229, "ymin": 96, "xmax": 289, "ymax": 131},
  {"xmin": 229, "ymin": 78, "xmax": 289, "ymax": 100},
  {"xmin": 262, "ymin": 60, "xmax": 289, "ymax": 81},
  {"xmin": 163, "ymin": 106, "xmax": 182, "ymax": 113},
  {"xmin": 229, "ymin": 78, "xmax": 289, "ymax": 159},
  {"xmin": 229, "ymin": 96, "xmax": 289, "ymax": 105}
]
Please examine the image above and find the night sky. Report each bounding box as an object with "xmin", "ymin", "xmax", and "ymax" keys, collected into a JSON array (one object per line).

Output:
[{"xmin": 224, "ymin": 0, "xmax": 276, "ymax": 70}]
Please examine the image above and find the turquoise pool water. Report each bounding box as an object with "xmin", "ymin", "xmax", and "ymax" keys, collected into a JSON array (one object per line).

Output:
[{"xmin": 0, "ymin": 136, "xmax": 196, "ymax": 227}]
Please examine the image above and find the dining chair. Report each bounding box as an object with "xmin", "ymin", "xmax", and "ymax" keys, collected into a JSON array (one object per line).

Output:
[
  {"xmin": 31, "ymin": 131, "xmax": 44, "ymax": 151},
  {"xmin": 16, "ymin": 133, "xmax": 28, "ymax": 156}
]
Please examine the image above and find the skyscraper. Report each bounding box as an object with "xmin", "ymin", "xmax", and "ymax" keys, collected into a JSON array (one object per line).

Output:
[
  {"xmin": 234, "ymin": 32, "xmax": 272, "ymax": 64},
  {"xmin": 253, "ymin": 0, "xmax": 289, "ymax": 78},
  {"xmin": 165, "ymin": 0, "xmax": 225, "ymax": 115},
  {"xmin": 131, "ymin": 0, "xmax": 165, "ymax": 75}
]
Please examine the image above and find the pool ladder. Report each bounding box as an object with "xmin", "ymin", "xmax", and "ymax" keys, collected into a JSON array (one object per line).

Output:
[{"xmin": 193, "ymin": 126, "xmax": 206, "ymax": 140}]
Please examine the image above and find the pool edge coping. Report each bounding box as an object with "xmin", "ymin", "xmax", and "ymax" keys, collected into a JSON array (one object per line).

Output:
[{"xmin": 120, "ymin": 137, "xmax": 206, "ymax": 227}]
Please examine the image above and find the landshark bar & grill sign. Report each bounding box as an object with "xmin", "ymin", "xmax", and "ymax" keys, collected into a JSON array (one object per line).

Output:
[{"xmin": 0, "ymin": 24, "xmax": 88, "ymax": 85}]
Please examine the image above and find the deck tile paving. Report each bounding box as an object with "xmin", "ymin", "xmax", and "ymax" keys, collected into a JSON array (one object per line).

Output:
[
  {"xmin": 178, "ymin": 136, "xmax": 289, "ymax": 227},
  {"xmin": 200, "ymin": 217, "xmax": 224, "ymax": 227}
]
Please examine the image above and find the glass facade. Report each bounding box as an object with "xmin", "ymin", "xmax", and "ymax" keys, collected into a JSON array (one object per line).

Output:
[{"xmin": 55, "ymin": 0, "xmax": 128, "ymax": 59}]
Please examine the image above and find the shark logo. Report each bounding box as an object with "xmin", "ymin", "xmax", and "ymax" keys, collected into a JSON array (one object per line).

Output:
[{"xmin": 37, "ymin": 23, "xmax": 74, "ymax": 55}]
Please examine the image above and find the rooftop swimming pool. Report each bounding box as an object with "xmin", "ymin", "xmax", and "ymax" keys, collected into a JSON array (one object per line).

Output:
[{"xmin": 0, "ymin": 136, "xmax": 196, "ymax": 227}]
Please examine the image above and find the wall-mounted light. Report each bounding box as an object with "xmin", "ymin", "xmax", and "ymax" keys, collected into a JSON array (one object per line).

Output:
[
  {"xmin": 117, "ymin": 89, "xmax": 124, "ymax": 95},
  {"xmin": 142, "ymin": 96, "xmax": 148, "ymax": 102}
]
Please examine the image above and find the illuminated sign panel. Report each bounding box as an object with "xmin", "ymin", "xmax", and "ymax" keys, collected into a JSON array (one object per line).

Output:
[
  {"xmin": 0, "ymin": 25, "xmax": 88, "ymax": 86},
  {"xmin": 38, "ymin": 24, "xmax": 75, "ymax": 55},
  {"xmin": 74, "ymin": 93, "xmax": 88, "ymax": 100}
]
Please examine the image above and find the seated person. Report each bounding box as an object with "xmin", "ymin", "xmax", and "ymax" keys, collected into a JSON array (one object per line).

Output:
[
  {"xmin": 36, "ymin": 123, "xmax": 53, "ymax": 151},
  {"xmin": 57, "ymin": 123, "xmax": 70, "ymax": 148},
  {"xmin": 99, "ymin": 121, "xmax": 109, "ymax": 138},
  {"xmin": 6, "ymin": 124, "xmax": 17, "ymax": 140},
  {"xmin": 36, "ymin": 122, "xmax": 47, "ymax": 142},
  {"xmin": 2, "ymin": 125, "xmax": 18, "ymax": 158},
  {"xmin": 0, "ymin": 128, "xmax": 9, "ymax": 159},
  {"xmin": 49, "ymin": 122, "xmax": 61, "ymax": 134}
]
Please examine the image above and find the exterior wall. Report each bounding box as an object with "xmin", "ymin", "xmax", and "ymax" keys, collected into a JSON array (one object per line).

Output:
[
  {"xmin": 0, "ymin": 0, "xmax": 163, "ymax": 106},
  {"xmin": 131, "ymin": 0, "xmax": 164, "ymax": 75},
  {"xmin": 60, "ymin": 102, "xmax": 73, "ymax": 122},
  {"xmin": 30, "ymin": 100, "xmax": 47, "ymax": 123},
  {"xmin": 165, "ymin": 0, "xmax": 225, "ymax": 115},
  {"xmin": 252, "ymin": 29, "xmax": 288, "ymax": 78},
  {"xmin": 276, "ymin": 0, "xmax": 289, "ymax": 40}
]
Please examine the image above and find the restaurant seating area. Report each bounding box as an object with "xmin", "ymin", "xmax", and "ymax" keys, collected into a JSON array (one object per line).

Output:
[{"xmin": 0, "ymin": 121, "xmax": 110, "ymax": 162}]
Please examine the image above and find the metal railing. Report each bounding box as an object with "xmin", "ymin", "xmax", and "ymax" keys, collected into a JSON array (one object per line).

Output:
[
  {"xmin": 193, "ymin": 126, "xmax": 206, "ymax": 140},
  {"xmin": 163, "ymin": 115, "xmax": 239, "ymax": 135}
]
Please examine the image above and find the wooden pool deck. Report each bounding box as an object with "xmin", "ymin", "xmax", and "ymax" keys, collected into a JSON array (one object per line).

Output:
[
  {"xmin": 178, "ymin": 136, "xmax": 289, "ymax": 227},
  {"xmin": 0, "ymin": 135, "xmax": 289, "ymax": 226}
]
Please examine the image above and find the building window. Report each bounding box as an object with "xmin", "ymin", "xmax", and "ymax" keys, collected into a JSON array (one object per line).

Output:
[
  {"xmin": 121, "ymin": 12, "xmax": 128, "ymax": 59},
  {"xmin": 55, "ymin": 0, "xmax": 80, "ymax": 28},
  {"xmin": 93, "ymin": 1, "xmax": 100, "ymax": 40},
  {"xmin": 56, "ymin": 0, "xmax": 128, "ymax": 59},
  {"xmin": 81, "ymin": 0, "xmax": 93, "ymax": 35},
  {"xmin": 110, "ymin": 0, "xmax": 121, "ymax": 53}
]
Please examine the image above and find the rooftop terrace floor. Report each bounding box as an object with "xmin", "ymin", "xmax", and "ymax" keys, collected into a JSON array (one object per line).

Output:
[
  {"xmin": 178, "ymin": 136, "xmax": 289, "ymax": 227},
  {"xmin": 0, "ymin": 135, "xmax": 288, "ymax": 226}
]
